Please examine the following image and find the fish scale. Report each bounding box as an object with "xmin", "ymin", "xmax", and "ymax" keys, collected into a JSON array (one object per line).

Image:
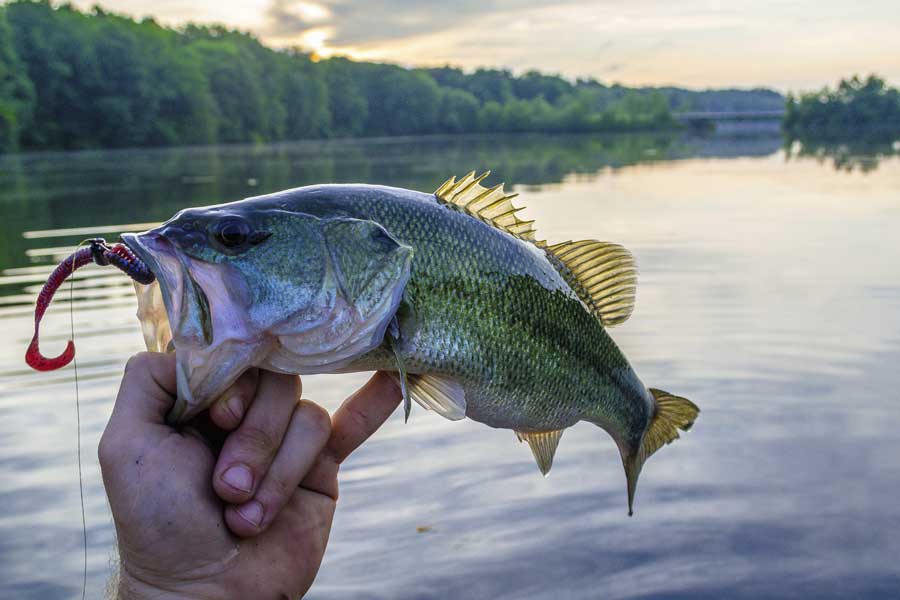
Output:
[{"xmin": 335, "ymin": 187, "xmax": 636, "ymax": 432}]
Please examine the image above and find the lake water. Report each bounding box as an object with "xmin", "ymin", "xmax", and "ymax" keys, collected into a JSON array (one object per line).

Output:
[{"xmin": 1, "ymin": 132, "xmax": 899, "ymax": 599}]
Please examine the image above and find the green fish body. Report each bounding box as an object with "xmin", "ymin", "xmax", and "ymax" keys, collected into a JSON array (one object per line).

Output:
[{"xmin": 123, "ymin": 173, "xmax": 698, "ymax": 513}]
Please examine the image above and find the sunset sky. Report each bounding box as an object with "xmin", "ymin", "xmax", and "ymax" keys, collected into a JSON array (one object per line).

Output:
[{"xmin": 68, "ymin": 0, "xmax": 900, "ymax": 91}]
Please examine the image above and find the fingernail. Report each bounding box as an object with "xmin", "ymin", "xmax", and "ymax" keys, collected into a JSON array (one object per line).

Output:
[
  {"xmin": 226, "ymin": 394, "xmax": 243, "ymax": 421},
  {"xmin": 222, "ymin": 464, "xmax": 253, "ymax": 493},
  {"xmin": 237, "ymin": 500, "xmax": 264, "ymax": 527}
]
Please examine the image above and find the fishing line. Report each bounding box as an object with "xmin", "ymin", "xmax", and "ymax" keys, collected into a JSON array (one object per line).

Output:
[{"xmin": 69, "ymin": 239, "xmax": 90, "ymax": 600}]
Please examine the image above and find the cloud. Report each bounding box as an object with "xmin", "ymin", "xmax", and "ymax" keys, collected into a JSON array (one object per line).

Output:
[
  {"xmin": 71, "ymin": 0, "xmax": 900, "ymax": 89},
  {"xmin": 263, "ymin": 0, "xmax": 549, "ymax": 46}
]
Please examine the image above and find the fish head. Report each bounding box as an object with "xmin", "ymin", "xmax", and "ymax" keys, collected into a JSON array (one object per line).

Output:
[{"xmin": 122, "ymin": 201, "xmax": 412, "ymax": 424}]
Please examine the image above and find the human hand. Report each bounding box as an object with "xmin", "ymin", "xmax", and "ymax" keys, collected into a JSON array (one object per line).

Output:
[{"xmin": 99, "ymin": 352, "xmax": 400, "ymax": 599}]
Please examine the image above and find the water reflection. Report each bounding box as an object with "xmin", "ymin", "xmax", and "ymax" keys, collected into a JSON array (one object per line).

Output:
[
  {"xmin": 0, "ymin": 132, "xmax": 783, "ymax": 275},
  {"xmin": 785, "ymin": 138, "xmax": 900, "ymax": 172},
  {"xmin": 2, "ymin": 132, "xmax": 900, "ymax": 599}
]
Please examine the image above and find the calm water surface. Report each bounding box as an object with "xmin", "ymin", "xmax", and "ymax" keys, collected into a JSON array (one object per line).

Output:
[{"xmin": 1, "ymin": 133, "xmax": 899, "ymax": 599}]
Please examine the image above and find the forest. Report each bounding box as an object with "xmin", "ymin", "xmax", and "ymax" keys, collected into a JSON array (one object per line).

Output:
[
  {"xmin": 784, "ymin": 75, "xmax": 900, "ymax": 141},
  {"xmin": 0, "ymin": 0, "xmax": 782, "ymax": 153}
]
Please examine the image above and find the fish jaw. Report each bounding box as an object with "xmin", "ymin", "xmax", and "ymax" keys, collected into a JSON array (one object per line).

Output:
[
  {"xmin": 122, "ymin": 230, "xmax": 269, "ymax": 423},
  {"xmin": 122, "ymin": 220, "xmax": 413, "ymax": 424}
]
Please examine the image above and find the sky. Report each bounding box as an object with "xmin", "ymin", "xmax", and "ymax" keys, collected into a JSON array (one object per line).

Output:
[{"xmin": 68, "ymin": 0, "xmax": 900, "ymax": 91}]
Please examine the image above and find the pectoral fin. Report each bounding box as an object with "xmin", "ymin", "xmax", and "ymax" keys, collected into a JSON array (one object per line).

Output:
[
  {"xmin": 516, "ymin": 429, "xmax": 565, "ymax": 476},
  {"xmin": 407, "ymin": 374, "xmax": 466, "ymax": 420},
  {"xmin": 386, "ymin": 319, "xmax": 412, "ymax": 422}
]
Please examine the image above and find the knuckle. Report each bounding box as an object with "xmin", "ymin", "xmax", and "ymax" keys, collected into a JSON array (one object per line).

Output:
[
  {"xmin": 236, "ymin": 424, "xmax": 279, "ymax": 458},
  {"xmin": 344, "ymin": 401, "xmax": 370, "ymax": 432},
  {"xmin": 97, "ymin": 431, "xmax": 117, "ymax": 469},
  {"xmin": 264, "ymin": 473, "xmax": 294, "ymax": 503},
  {"xmin": 297, "ymin": 400, "xmax": 331, "ymax": 436},
  {"xmin": 234, "ymin": 370, "xmax": 257, "ymax": 397},
  {"xmin": 123, "ymin": 352, "xmax": 151, "ymax": 377}
]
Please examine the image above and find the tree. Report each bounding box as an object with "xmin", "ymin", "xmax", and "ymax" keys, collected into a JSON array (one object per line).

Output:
[
  {"xmin": 0, "ymin": 0, "xmax": 733, "ymax": 151},
  {"xmin": 437, "ymin": 88, "xmax": 479, "ymax": 133},
  {"xmin": 361, "ymin": 66, "xmax": 440, "ymax": 136},
  {"xmin": 0, "ymin": 5, "xmax": 34, "ymax": 151},
  {"xmin": 321, "ymin": 57, "xmax": 367, "ymax": 137},
  {"xmin": 784, "ymin": 74, "xmax": 900, "ymax": 141}
]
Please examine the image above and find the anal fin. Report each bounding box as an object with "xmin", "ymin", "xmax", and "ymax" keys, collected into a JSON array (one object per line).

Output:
[{"xmin": 516, "ymin": 429, "xmax": 565, "ymax": 476}]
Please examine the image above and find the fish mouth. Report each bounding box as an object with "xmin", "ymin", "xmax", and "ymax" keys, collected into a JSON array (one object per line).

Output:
[
  {"xmin": 121, "ymin": 231, "xmax": 194, "ymax": 422},
  {"xmin": 121, "ymin": 232, "xmax": 183, "ymax": 327},
  {"xmin": 123, "ymin": 230, "xmax": 265, "ymax": 425}
]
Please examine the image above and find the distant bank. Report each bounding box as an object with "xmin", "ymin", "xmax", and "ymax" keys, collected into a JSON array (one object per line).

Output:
[
  {"xmin": 0, "ymin": 1, "xmax": 784, "ymax": 154},
  {"xmin": 784, "ymin": 75, "xmax": 900, "ymax": 142}
]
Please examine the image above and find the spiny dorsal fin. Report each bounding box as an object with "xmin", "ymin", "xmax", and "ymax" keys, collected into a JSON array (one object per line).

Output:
[
  {"xmin": 516, "ymin": 429, "xmax": 565, "ymax": 476},
  {"xmin": 435, "ymin": 173, "xmax": 636, "ymax": 326},
  {"xmin": 435, "ymin": 171, "xmax": 539, "ymax": 242},
  {"xmin": 407, "ymin": 373, "xmax": 467, "ymax": 421},
  {"xmin": 547, "ymin": 240, "xmax": 637, "ymax": 327}
]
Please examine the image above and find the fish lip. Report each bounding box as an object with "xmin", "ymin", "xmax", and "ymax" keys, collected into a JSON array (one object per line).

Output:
[
  {"xmin": 121, "ymin": 231, "xmax": 193, "ymax": 424},
  {"xmin": 121, "ymin": 232, "xmax": 172, "ymax": 292},
  {"xmin": 121, "ymin": 231, "xmax": 182, "ymax": 329}
]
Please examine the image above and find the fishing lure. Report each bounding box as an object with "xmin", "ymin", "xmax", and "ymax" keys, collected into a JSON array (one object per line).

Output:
[{"xmin": 25, "ymin": 238, "xmax": 154, "ymax": 371}]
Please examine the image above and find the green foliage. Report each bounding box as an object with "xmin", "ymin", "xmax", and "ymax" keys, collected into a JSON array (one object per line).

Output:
[
  {"xmin": 784, "ymin": 74, "xmax": 900, "ymax": 141},
  {"xmin": 0, "ymin": 5, "xmax": 34, "ymax": 151},
  {"xmin": 0, "ymin": 0, "xmax": 778, "ymax": 153}
]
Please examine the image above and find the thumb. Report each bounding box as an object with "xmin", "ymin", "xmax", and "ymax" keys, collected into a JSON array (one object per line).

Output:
[{"xmin": 108, "ymin": 352, "xmax": 178, "ymax": 429}]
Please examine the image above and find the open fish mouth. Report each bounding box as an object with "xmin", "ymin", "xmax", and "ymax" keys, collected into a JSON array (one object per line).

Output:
[
  {"xmin": 121, "ymin": 231, "xmax": 196, "ymax": 422},
  {"xmin": 121, "ymin": 230, "xmax": 253, "ymax": 424},
  {"xmin": 121, "ymin": 232, "xmax": 185, "ymax": 341}
]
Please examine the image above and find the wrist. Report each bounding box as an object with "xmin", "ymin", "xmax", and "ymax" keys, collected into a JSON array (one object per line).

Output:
[{"xmin": 115, "ymin": 562, "xmax": 223, "ymax": 600}]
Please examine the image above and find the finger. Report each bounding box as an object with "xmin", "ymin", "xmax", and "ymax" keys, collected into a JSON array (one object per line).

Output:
[
  {"xmin": 327, "ymin": 372, "xmax": 401, "ymax": 463},
  {"xmin": 213, "ymin": 370, "xmax": 300, "ymax": 504},
  {"xmin": 209, "ymin": 368, "xmax": 260, "ymax": 431},
  {"xmin": 225, "ymin": 399, "xmax": 331, "ymax": 537},
  {"xmin": 107, "ymin": 352, "xmax": 177, "ymax": 429},
  {"xmin": 302, "ymin": 371, "xmax": 401, "ymax": 498}
]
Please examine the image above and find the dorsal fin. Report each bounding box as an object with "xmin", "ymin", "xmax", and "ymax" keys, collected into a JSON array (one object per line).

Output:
[
  {"xmin": 435, "ymin": 172, "xmax": 637, "ymax": 326},
  {"xmin": 547, "ymin": 240, "xmax": 637, "ymax": 327},
  {"xmin": 434, "ymin": 171, "xmax": 540, "ymax": 243}
]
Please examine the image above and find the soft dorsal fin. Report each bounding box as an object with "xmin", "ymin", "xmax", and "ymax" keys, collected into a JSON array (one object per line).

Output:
[
  {"xmin": 516, "ymin": 429, "xmax": 565, "ymax": 476},
  {"xmin": 407, "ymin": 373, "xmax": 467, "ymax": 421},
  {"xmin": 435, "ymin": 171, "xmax": 539, "ymax": 242},
  {"xmin": 547, "ymin": 240, "xmax": 637, "ymax": 327}
]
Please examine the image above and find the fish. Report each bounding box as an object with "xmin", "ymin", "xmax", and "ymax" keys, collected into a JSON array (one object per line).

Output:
[{"xmin": 116, "ymin": 171, "xmax": 698, "ymax": 514}]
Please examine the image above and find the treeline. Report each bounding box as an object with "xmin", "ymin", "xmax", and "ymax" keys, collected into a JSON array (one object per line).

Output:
[
  {"xmin": 0, "ymin": 1, "xmax": 780, "ymax": 153},
  {"xmin": 784, "ymin": 75, "xmax": 900, "ymax": 141}
]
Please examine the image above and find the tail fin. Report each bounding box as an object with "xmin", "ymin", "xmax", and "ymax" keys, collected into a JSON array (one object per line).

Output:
[{"xmin": 623, "ymin": 388, "xmax": 699, "ymax": 516}]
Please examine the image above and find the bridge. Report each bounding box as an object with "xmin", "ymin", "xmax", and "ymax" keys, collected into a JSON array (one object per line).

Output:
[
  {"xmin": 673, "ymin": 110, "xmax": 785, "ymax": 133},
  {"xmin": 673, "ymin": 110, "xmax": 785, "ymax": 122}
]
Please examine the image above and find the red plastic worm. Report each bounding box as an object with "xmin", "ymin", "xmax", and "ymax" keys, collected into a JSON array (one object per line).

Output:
[
  {"xmin": 24, "ymin": 240, "xmax": 155, "ymax": 371},
  {"xmin": 24, "ymin": 247, "xmax": 94, "ymax": 371}
]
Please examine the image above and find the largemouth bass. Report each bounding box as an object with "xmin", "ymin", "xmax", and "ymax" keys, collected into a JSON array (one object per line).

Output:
[{"xmin": 117, "ymin": 172, "xmax": 698, "ymax": 514}]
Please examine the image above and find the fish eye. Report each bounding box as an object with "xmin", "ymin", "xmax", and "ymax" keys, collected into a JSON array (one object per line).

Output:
[{"xmin": 213, "ymin": 218, "xmax": 251, "ymax": 249}]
